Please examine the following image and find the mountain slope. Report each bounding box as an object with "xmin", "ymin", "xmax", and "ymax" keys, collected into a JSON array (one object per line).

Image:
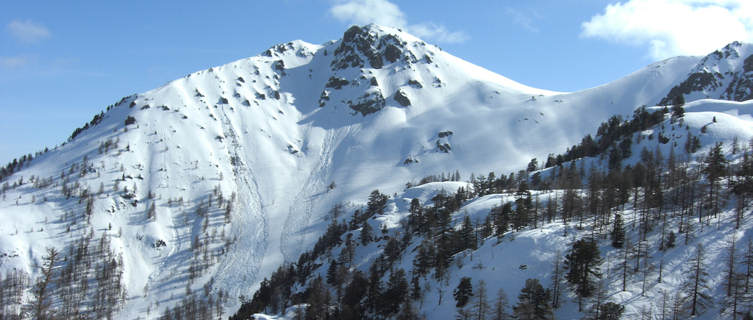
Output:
[
  {"xmin": 236, "ymin": 98, "xmax": 753, "ymax": 320},
  {"xmin": 0, "ymin": 24, "xmax": 749, "ymax": 319},
  {"xmin": 660, "ymin": 41, "xmax": 753, "ymax": 105}
]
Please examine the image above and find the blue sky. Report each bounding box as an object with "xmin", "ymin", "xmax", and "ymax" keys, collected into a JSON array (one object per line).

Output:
[{"xmin": 1, "ymin": 0, "xmax": 752, "ymax": 164}]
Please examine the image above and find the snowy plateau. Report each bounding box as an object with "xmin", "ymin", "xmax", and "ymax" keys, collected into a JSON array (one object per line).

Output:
[{"xmin": 1, "ymin": 24, "xmax": 753, "ymax": 319}]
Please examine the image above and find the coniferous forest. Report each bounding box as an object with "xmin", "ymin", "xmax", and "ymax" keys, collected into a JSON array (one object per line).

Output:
[{"xmin": 231, "ymin": 108, "xmax": 753, "ymax": 320}]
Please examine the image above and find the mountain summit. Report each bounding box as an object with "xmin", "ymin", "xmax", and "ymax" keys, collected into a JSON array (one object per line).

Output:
[
  {"xmin": 0, "ymin": 25, "xmax": 752, "ymax": 319},
  {"xmin": 660, "ymin": 41, "xmax": 753, "ymax": 105}
]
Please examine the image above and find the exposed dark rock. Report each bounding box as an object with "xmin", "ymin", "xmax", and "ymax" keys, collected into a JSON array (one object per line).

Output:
[
  {"xmin": 436, "ymin": 140, "xmax": 451, "ymax": 153},
  {"xmin": 218, "ymin": 97, "xmax": 229, "ymax": 105},
  {"xmin": 384, "ymin": 44, "xmax": 401, "ymax": 63},
  {"xmin": 438, "ymin": 130, "xmax": 453, "ymax": 138},
  {"xmin": 349, "ymin": 90, "xmax": 386, "ymax": 116},
  {"xmin": 408, "ymin": 79, "xmax": 423, "ymax": 88},
  {"xmin": 370, "ymin": 77, "xmax": 379, "ymax": 87},
  {"xmin": 331, "ymin": 25, "xmax": 408, "ymax": 70},
  {"xmin": 326, "ymin": 77, "xmax": 350, "ymax": 89},
  {"xmin": 433, "ymin": 77, "xmax": 443, "ymax": 88},
  {"xmin": 394, "ymin": 89, "xmax": 411, "ymax": 106},
  {"xmin": 319, "ymin": 90, "xmax": 330, "ymax": 107},
  {"xmin": 744, "ymin": 54, "xmax": 753, "ymax": 73}
]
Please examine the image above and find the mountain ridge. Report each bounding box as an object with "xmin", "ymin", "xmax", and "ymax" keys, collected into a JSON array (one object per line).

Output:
[{"xmin": 1, "ymin": 24, "xmax": 752, "ymax": 319}]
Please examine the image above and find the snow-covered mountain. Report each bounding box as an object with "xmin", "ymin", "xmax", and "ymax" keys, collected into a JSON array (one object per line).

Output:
[
  {"xmin": 660, "ymin": 41, "xmax": 753, "ymax": 105},
  {"xmin": 0, "ymin": 24, "xmax": 752, "ymax": 319}
]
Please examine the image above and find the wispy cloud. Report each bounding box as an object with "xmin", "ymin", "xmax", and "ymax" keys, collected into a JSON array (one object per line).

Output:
[
  {"xmin": 408, "ymin": 23, "xmax": 468, "ymax": 43},
  {"xmin": 329, "ymin": 0, "xmax": 468, "ymax": 44},
  {"xmin": 505, "ymin": 8, "xmax": 540, "ymax": 33},
  {"xmin": 0, "ymin": 56, "xmax": 28, "ymax": 68},
  {"xmin": 7, "ymin": 19, "xmax": 51, "ymax": 44},
  {"xmin": 582, "ymin": 0, "xmax": 753, "ymax": 60}
]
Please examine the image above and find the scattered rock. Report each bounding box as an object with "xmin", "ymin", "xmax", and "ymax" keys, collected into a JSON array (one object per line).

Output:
[
  {"xmin": 394, "ymin": 89, "xmax": 411, "ymax": 106},
  {"xmin": 438, "ymin": 130, "xmax": 453, "ymax": 138},
  {"xmin": 349, "ymin": 90, "xmax": 386, "ymax": 116},
  {"xmin": 326, "ymin": 76, "xmax": 350, "ymax": 89}
]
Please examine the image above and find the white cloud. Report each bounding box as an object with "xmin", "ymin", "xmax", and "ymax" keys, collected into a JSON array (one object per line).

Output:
[
  {"xmin": 0, "ymin": 56, "xmax": 27, "ymax": 68},
  {"xmin": 329, "ymin": 0, "xmax": 467, "ymax": 43},
  {"xmin": 409, "ymin": 23, "xmax": 468, "ymax": 43},
  {"xmin": 330, "ymin": 0, "xmax": 406, "ymax": 28},
  {"xmin": 7, "ymin": 19, "xmax": 51, "ymax": 44},
  {"xmin": 582, "ymin": 0, "xmax": 753, "ymax": 59},
  {"xmin": 505, "ymin": 8, "xmax": 540, "ymax": 33}
]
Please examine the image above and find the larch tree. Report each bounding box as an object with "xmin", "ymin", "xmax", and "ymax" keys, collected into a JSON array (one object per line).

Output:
[{"xmin": 685, "ymin": 244, "xmax": 711, "ymax": 316}]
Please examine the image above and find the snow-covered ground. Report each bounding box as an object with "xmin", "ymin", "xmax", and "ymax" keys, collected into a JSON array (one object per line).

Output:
[{"xmin": 0, "ymin": 24, "xmax": 751, "ymax": 318}]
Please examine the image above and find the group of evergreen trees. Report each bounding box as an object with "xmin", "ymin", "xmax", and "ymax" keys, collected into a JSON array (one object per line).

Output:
[{"xmin": 231, "ymin": 106, "xmax": 753, "ymax": 319}]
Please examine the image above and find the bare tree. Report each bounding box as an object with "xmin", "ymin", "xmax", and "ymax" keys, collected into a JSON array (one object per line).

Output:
[{"xmin": 33, "ymin": 247, "xmax": 59, "ymax": 320}]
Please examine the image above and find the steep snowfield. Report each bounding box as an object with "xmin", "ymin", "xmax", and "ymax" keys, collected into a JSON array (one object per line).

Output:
[{"xmin": 0, "ymin": 24, "xmax": 748, "ymax": 318}]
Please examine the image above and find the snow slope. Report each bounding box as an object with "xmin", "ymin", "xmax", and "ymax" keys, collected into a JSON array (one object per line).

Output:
[
  {"xmin": 0, "ymin": 24, "xmax": 748, "ymax": 318},
  {"xmin": 247, "ymin": 97, "xmax": 753, "ymax": 320}
]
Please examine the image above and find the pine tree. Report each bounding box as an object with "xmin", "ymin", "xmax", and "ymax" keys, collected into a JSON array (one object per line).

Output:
[
  {"xmin": 384, "ymin": 237, "xmax": 402, "ymax": 264},
  {"xmin": 493, "ymin": 203, "xmax": 512, "ymax": 239},
  {"xmin": 413, "ymin": 240, "xmax": 434, "ymax": 278},
  {"xmin": 326, "ymin": 261, "xmax": 339, "ymax": 287},
  {"xmin": 342, "ymin": 271, "xmax": 368, "ymax": 318},
  {"xmin": 512, "ymin": 278, "xmax": 553, "ymax": 320},
  {"xmin": 360, "ymin": 222, "xmax": 372, "ymax": 246},
  {"xmin": 382, "ymin": 268, "xmax": 409, "ymax": 316},
  {"xmin": 455, "ymin": 277, "xmax": 474, "ymax": 308},
  {"xmin": 366, "ymin": 263, "xmax": 382, "ymax": 314},
  {"xmin": 409, "ymin": 198, "xmax": 422, "ymax": 232},
  {"xmin": 396, "ymin": 300, "xmax": 419, "ymax": 320},
  {"xmin": 564, "ymin": 238, "xmax": 602, "ymax": 311},
  {"xmin": 610, "ymin": 214, "xmax": 625, "ymax": 248},
  {"xmin": 367, "ymin": 190, "xmax": 388, "ymax": 216},
  {"xmin": 459, "ymin": 215, "xmax": 477, "ymax": 251},
  {"xmin": 305, "ymin": 277, "xmax": 330, "ymax": 320},
  {"xmin": 598, "ymin": 302, "xmax": 625, "ymax": 320},
  {"xmin": 703, "ymin": 142, "xmax": 727, "ymax": 216}
]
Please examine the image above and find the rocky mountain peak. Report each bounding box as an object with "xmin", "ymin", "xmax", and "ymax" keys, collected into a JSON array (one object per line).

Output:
[
  {"xmin": 659, "ymin": 41, "xmax": 753, "ymax": 105},
  {"xmin": 331, "ymin": 24, "xmax": 418, "ymax": 70}
]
